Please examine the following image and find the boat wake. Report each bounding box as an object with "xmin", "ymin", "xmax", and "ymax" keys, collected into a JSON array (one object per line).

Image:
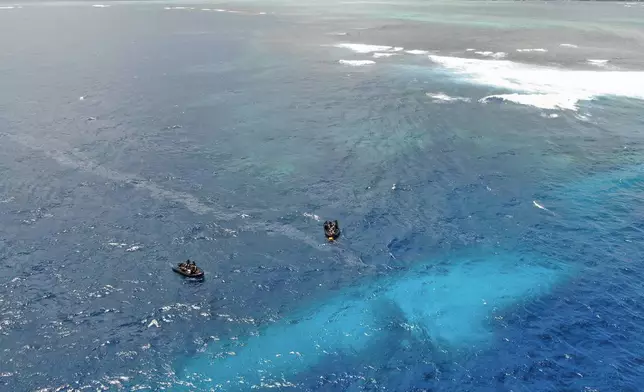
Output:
[{"xmin": 0, "ymin": 133, "xmax": 328, "ymax": 252}]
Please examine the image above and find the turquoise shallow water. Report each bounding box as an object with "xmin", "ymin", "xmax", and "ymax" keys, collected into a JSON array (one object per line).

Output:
[{"xmin": 1, "ymin": 1, "xmax": 644, "ymax": 391}]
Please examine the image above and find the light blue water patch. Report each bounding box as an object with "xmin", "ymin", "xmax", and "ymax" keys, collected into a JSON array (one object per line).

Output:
[
  {"xmin": 563, "ymin": 163, "xmax": 644, "ymax": 198},
  {"xmin": 175, "ymin": 250, "xmax": 569, "ymax": 390},
  {"xmin": 543, "ymin": 163, "xmax": 644, "ymax": 222}
]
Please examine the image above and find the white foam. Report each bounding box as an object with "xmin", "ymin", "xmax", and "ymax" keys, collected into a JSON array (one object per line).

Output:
[
  {"xmin": 92, "ymin": 4, "xmax": 110, "ymax": 8},
  {"xmin": 560, "ymin": 43, "xmax": 578, "ymax": 48},
  {"xmin": 334, "ymin": 43, "xmax": 393, "ymax": 53},
  {"xmin": 541, "ymin": 113, "xmax": 560, "ymax": 119},
  {"xmin": 480, "ymin": 93, "xmax": 580, "ymax": 111},
  {"xmin": 587, "ymin": 59, "xmax": 609, "ymax": 67},
  {"xmin": 327, "ymin": 32, "xmax": 348, "ymax": 36},
  {"xmin": 339, "ymin": 59, "xmax": 375, "ymax": 66},
  {"xmin": 0, "ymin": 6, "xmax": 15, "ymax": 9},
  {"xmin": 303, "ymin": 212, "xmax": 321, "ymax": 221},
  {"xmin": 373, "ymin": 52, "xmax": 398, "ymax": 58},
  {"xmin": 575, "ymin": 113, "xmax": 591, "ymax": 122},
  {"xmin": 406, "ymin": 50, "xmax": 429, "ymax": 55},
  {"xmin": 426, "ymin": 92, "xmax": 471, "ymax": 103},
  {"xmin": 427, "ymin": 54, "xmax": 644, "ymax": 111},
  {"xmin": 465, "ymin": 48, "xmax": 476, "ymax": 52},
  {"xmin": 474, "ymin": 51, "xmax": 507, "ymax": 59},
  {"xmin": 516, "ymin": 48, "xmax": 547, "ymax": 53}
]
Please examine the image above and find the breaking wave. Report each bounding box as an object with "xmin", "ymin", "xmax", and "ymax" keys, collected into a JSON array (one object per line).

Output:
[
  {"xmin": 427, "ymin": 54, "xmax": 644, "ymax": 111},
  {"xmin": 587, "ymin": 59, "xmax": 609, "ymax": 67},
  {"xmin": 333, "ymin": 43, "xmax": 403, "ymax": 54},
  {"xmin": 334, "ymin": 43, "xmax": 393, "ymax": 53},
  {"xmin": 516, "ymin": 48, "xmax": 547, "ymax": 53},
  {"xmin": 480, "ymin": 93, "xmax": 580, "ymax": 111},
  {"xmin": 426, "ymin": 92, "xmax": 471, "ymax": 103},
  {"xmin": 373, "ymin": 52, "xmax": 398, "ymax": 58},
  {"xmin": 339, "ymin": 59, "xmax": 375, "ymax": 66},
  {"xmin": 474, "ymin": 51, "xmax": 507, "ymax": 59}
]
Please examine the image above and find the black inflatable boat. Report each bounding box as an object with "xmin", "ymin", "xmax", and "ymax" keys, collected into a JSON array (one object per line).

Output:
[
  {"xmin": 173, "ymin": 263, "xmax": 204, "ymax": 278},
  {"xmin": 324, "ymin": 220, "xmax": 341, "ymax": 241}
]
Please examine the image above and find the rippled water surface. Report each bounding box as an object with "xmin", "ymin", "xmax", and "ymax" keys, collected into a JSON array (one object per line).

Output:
[{"xmin": 1, "ymin": 1, "xmax": 644, "ymax": 391}]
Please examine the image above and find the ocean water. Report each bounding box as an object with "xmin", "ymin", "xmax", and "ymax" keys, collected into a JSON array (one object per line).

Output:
[{"xmin": 1, "ymin": 1, "xmax": 644, "ymax": 391}]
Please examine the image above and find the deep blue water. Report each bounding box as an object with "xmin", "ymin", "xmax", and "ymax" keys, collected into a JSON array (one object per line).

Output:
[{"xmin": 1, "ymin": 1, "xmax": 644, "ymax": 391}]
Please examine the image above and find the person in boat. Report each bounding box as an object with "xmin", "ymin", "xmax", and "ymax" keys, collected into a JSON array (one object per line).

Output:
[
  {"xmin": 174, "ymin": 259, "xmax": 203, "ymax": 277},
  {"xmin": 188, "ymin": 260, "xmax": 200, "ymax": 273},
  {"xmin": 180, "ymin": 260, "xmax": 195, "ymax": 273}
]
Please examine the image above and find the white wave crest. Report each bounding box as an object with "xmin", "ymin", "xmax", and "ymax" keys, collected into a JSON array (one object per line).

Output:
[
  {"xmin": 560, "ymin": 43, "xmax": 578, "ymax": 48},
  {"xmin": 516, "ymin": 48, "xmax": 547, "ymax": 53},
  {"xmin": 339, "ymin": 59, "xmax": 375, "ymax": 66},
  {"xmin": 465, "ymin": 48, "xmax": 476, "ymax": 52},
  {"xmin": 333, "ymin": 43, "xmax": 403, "ymax": 55},
  {"xmin": 406, "ymin": 49, "xmax": 429, "ymax": 55},
  {"xmin": 474, "ymin": 51, "xmax": 507, "ymax": 59},
  {"xmin": 0, "ymin": 6, "xmax": 15, "ymax": 9},
  {"xmin": 426, "ymin": 92, "xmax": 471, "ymax": 103},
  {"xmin": 373, "ymin": 52, "xmax": 398, "ymax": 58},
  {"xmin": 92, "ymin": 4, "xmax": 110, "ymax": 8},
  {"xmin": 587, "ymin": 59, "xmax": 609, "ymax": 67},
  {"xmin": 427, "ymin": 54, "xmax": 644, "ymax": 111},
  {"xmin": 480, "ymin": 93, "xmax": 580, "ymax": 111},
  {"xmin": 334, "ymin": 43, "xmax": 392, "ymax": 53}
]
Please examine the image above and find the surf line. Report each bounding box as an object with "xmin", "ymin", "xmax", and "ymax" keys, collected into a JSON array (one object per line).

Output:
[{"xmin": 0, "ymin": 132, "xmax": 330, "ymax": 252}]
